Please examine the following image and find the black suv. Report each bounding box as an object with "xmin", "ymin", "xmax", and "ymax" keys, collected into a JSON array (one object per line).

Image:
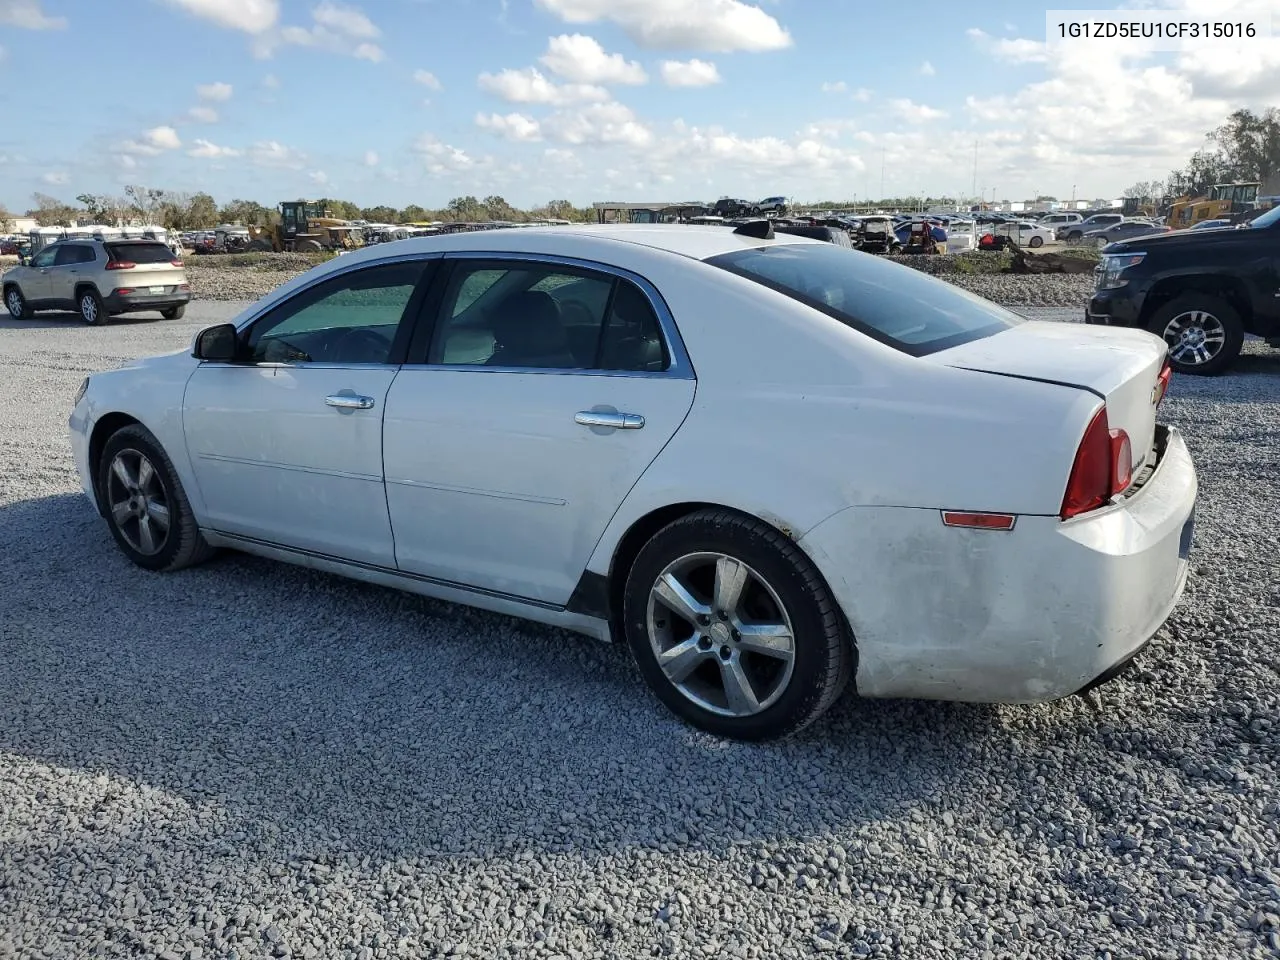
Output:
[{"xmin": 1085, "ymin": 204, "xmax": 1280, "ymax": 375}]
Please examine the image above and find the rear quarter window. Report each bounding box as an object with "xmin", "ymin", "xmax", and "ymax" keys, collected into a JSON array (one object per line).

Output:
[{"xmin": 706, "ymin": 242, "xmax": 1023, "ymax": 356}]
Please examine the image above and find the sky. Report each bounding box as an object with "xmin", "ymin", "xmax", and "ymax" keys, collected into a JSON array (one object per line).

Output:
[{"xmin": 0, "ymin": 0, "xmax": 1277, "ymax": 212}]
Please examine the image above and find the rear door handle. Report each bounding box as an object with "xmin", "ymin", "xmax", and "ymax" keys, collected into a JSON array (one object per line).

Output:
[
  {"xmin": 325, "ymin": 394, "xmax": 375, "ymax": 410},
  {"xmin": 575, "ymin": 411, "xmax": 644, "ymax": 429}
]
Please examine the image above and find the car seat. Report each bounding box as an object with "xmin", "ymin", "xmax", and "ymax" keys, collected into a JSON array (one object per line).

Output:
[{"xmin": 485, "ymin": 290, "xmax": 578, "ymax": 368}]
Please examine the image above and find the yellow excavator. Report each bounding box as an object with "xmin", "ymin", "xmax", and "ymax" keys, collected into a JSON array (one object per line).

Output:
[
  {"xmin": 1168, "ymin": 182, "xmax": 1260, "ymax": 229},
  {"xmin": 247, "ymin": 200, "xmax": 364, "ymax": 252}
]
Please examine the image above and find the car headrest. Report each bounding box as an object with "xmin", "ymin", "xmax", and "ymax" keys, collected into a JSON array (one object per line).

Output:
[{"xmin": 490, "ymin": 290, "xmax": 567, "ymax": 354}]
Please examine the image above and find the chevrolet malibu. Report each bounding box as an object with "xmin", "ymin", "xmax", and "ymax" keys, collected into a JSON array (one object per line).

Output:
[{"xmin": 69, "ymin": 224, "xmax": 1197, "ymax": 740}]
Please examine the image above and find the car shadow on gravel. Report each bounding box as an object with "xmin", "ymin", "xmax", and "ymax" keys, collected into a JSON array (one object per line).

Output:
[
  {"xmin": 0, "ymin": 492, "xmax": 1078, "ymax": 865},
  {"xmin": 0, "ymin": 312, "xmax": 172, "ymax": 329}
]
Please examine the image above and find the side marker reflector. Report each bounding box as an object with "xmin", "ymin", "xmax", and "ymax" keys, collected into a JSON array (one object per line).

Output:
[{"xmin": 941, "ymin": 511, "xmax": 1016, "ymax": 531}]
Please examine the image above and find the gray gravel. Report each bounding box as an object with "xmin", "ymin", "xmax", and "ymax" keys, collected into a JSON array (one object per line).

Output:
[
  {"xmin": 2, "ymin": 297, "xmax": 1280, "ymax": 960},
  {"xmin": 184, "ymin": 251, "xmax": 1097, "ymax": 307}
]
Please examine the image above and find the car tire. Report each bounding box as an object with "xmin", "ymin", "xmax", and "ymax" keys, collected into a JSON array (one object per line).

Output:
[
  {"xmin": 1146, "ymin": 294, "xmax": 1244, "ymax": 376},
  {"xmin": 78, "ymin": 287, "xmax": 106, "ymax": 326},
  {"xmin": 4, "ymin": 285, "xmax": 29, "ymax": 319},
  {"xmin": 296, "ymin": 239, "xmax": 324, "ymax": 252},
  {"xmin": 1067, "ymin": 230, "xmax": 1082, "ymax": 243},
  {"xmin": 98, "ymin": 424, "xmax": 214, "ymax": 572},
  {"xmin": 161, "ymin": 305, "xmax": 186, "ymax": 320},
  {"xmin": 1029, "ymin": 235, "xmax": 1044, "ymax": 248},
  {"xmin": 622, "ymin": 508, "xmax": 854, "ymax": 741}
]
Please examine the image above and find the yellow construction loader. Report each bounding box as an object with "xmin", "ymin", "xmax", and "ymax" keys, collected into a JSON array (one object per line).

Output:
[{"xmin": 247, "ymin": 200, "xmax": 364, "ymax": 252}]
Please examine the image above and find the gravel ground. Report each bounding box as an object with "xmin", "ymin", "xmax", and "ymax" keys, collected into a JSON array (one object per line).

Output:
[
  {"xmin": 2, "ymin": 297, "xmax": 1280, "ymax": 960},
  {"xmin": 183, "ymin": 251, "xmax": 1098, "ymax": 307}
]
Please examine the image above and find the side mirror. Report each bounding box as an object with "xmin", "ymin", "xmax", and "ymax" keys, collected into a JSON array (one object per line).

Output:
[{"xmin": 193, "ymin": 323, "xmax": 239, "ymax": 361}]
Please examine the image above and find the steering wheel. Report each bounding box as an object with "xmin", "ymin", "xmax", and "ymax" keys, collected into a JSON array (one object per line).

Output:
[{"xmin": 329, "ymin": 327, "xmax": 389, "ymax": 363}]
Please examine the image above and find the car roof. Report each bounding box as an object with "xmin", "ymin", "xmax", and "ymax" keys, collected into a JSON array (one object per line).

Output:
[{"xmin": 343, "ymin": 224, "xmax": 820, "ymax": 262}]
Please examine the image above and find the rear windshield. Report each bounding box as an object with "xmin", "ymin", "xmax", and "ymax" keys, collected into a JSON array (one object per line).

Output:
[
  {"xmin": 106, "ymin": 242, "xmax": 175, "ymax": 264},
  {"xmin": 706, "ymin": 242, "xmax": 1023, "ymax": 356}
]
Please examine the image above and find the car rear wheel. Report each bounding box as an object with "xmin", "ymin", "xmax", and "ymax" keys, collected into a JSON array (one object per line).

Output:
[
  {"xmin": 1029, "ymin": 235, "xmax": 1044, "ymax": 248},
  {"xmin": 622, "ymin": 509, "xmax": 853, "ymax": 741},
  {"xmin": 4, "ymin": 286, "xmax": 28, "ymax": 319},
  {"xmin": 161, "ymin": 305, "xmax": 185, "ymax": 320},
  {"xmin": 99, "ymin": 425, "xmax": 214, "ymax": 571},
  {"xmin": 79, "ymin": 288, "xmax": 106, "ymax": 326},
  {"xmin": 1147, "ymin": 295, "xmax": 1244, "ymax": 376}
]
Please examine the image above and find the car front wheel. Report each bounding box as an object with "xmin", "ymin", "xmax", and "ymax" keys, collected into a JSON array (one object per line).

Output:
[
  {"xmin": 1146, "ymin": 294, "xmax": 1244, "ymax": 376},
  {"xmin": 622, "ymin": 509, "xmax": 853, "ymax": 740},
  {"xmin": 98, "ymin": 424, "xmax": 214, "ymax": 571},
  {"xmin": 1029, "ymin": 235, "xmax": 1044, "ymax": 248}
]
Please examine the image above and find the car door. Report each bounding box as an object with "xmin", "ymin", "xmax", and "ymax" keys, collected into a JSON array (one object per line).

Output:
[
  {"xmin": 49, "ymin": 242, "xmax": 96, "ymax": 305},
  {"xmin": 182, "ymin": 257, "xmax": 436, "ymax": 567},
  {"xmin": 20, "ymin": 245, "xmax": 58, "ymax": 301},
  {"xmin": 382, "ymin": 255, "xmax": 697, "ymax": 606}
]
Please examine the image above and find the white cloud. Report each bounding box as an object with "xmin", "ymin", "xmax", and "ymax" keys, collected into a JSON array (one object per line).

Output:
[
  {"xmin": 966, "ymin": 28, "xmax": 1048, "ymax": 65},
  {"xmin": 919, "ymin": 60, "xmax": 935, "ymax": 76},
  {"xmin": 852, "ymin": 87, "xmax": 872, "ymax": 102},
  {"xmin": 0, "ymin": 0, "xmax": 67, "ymax": 29},
  {"xmin": 117, "ymin": 125, "xmax": 183, "ymax": 156},
  {"xmin": 534, "ymin": 0, "xmax": 791, "ymax": 52},
  {"xmin": 413, "ymin": 69, "xmax": 442, "ymax": 90},
  {"xmin": 311, "ymin": 0, "xmax": 377, "ymax": 38},
  {"xmin": 197, "ymin": 81, "xmax": 233, "ymax": 101},
  {"xmin": 542, "ymin": 101, "xmax": 652, "ymax": 147},
  {"xmin": 309, "ymin": 170, "xmax": 329, "ymax": 185},
  {"xmin": 114, "ymin": 154, "xmax": 137, "ymax": 170},
  {"xmin": 889, "ymin": 98, "xmax": 947, "ymax": 123},
  {"xmin": 477, "ymin": 66, "xmax": 608, "ymax": 105},
  {"xmin": 188, "ymin": 106, "xmax": 220, "ymax": 123},
  {"xmin": 820, "ymin": 81, "xmax": 846, "ymax": 94},
  {"xmin": 279, "ymin": 1, "xmax": 385, "ymax": 61},
  {"xmin": 188, "ymin": 139, "xmax": 242, "ymax": 158},
  {"xmin": 476, "ymin": 112, "xmax": 544, "ymax": 142},
  {"xmin": 250, "ymin": 140, "xmax": 306, "ymax": 168},
  {"xmin": 414, "ymin": 136, "xmax": 480, "ymax": 174},
  {"xmin": 364, "ymin": 150, "xmax": 379, "ymax": 166},
  {"xmin": 40, "ymin": 170, "xmax": 69, "ymax": 185},
  {"xmin": 161, "ymin": 0, "xmax": 278, "ymax": 33},
  {"xmin": 540, "ymin": 33, "xmax": 647, "ymax": 84},
  {"xmin": 660, "ymin": 58, "xmax": 721, "ymax": 87}
]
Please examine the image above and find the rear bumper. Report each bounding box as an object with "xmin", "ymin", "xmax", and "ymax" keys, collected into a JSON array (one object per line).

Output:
[
  {"xmin": 103, "ymin": 290, "xmax": 190, "ymax": 313},
  {"xmin": 799, "ymin": 425, "xmax": 1196, "ymax": 703}
]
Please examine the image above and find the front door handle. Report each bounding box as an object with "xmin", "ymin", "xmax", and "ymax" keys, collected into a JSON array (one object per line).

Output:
[
  {"xmin": 575, "ymin": 410, "xmax": 644, "ymax": 429},
  {"xmin": 325, "ymin": 394, "xmax": 375, "ymax": 410}
]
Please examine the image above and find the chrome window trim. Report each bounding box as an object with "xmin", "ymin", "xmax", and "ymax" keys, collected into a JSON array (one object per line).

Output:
[
  {"xmin": 422, "ymin": 250, "xmax": 695, "ymax": 381},
  {"xmin": 232, "ymin": 251, "xmax": 445, "ymax": 333}
]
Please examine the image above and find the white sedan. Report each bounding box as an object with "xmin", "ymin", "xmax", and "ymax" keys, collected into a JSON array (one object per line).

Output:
[
  {"xmin": 995, "ymin": 220, "xmax": 1056, "ymax": 248},
  {"xmin": 69, "ymin": 224, "xmax": 1196, "ymax": 740}
]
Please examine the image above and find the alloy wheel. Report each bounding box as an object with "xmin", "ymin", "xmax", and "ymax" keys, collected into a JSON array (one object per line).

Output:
[
  {"xmin": 6, "ymin": 290, "xmax": 21, "ymax": 316},
  {"xmin": 1162, "ymin": 310, "xmax": 1226, "ymax": 367},
  {"xmin": 80, "ymin": 294, "xmax": 98, "ymax": 323},
  {"xmin": 646, "ymin": 552, "xmax": 796, "ymax": 717},
  {"xmin": 106, "ymin": 449, "xmax": 171, "ymax": 555}
]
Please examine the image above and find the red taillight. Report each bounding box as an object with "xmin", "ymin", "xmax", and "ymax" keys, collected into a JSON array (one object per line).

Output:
[
  {"xmin": 105, "ymin": 260, "xmax": 136, "ymax": 270},
  {"xmin": 115, "ymin": 287, "xmax": 135, "ymax": 295},
  {"xmin": 1061, "ymin": 406, "xmax": 1132, "ymax": 519},
  {"xmin": 178, "ymin": 283, "xmax": 190, "ymax": 292},
  {"xmin": 1154, "ymin": 359, "xmax": 1172, "ymax": 406},
  {"xmin": 170, "ymin": 258, "xmax": 184, "ymax": 267}
]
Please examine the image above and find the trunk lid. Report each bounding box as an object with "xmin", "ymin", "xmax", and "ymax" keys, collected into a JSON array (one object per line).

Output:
[
  {"xmin": 925, "ymin": 321, "xmax": 1167, "ymax": 474},
  {"xmin": 104, "ymin": 241, "xmax": 186, "ymax": 294}
]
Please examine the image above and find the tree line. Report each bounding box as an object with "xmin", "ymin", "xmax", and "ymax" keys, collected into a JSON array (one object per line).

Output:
[
  {"xmin": 1124, "ymin": 107, "xmax": 1280, "ymax": 202},
  {"xmin": 3, "ymin": 188, "xmax": 596, "ymax": 232}
]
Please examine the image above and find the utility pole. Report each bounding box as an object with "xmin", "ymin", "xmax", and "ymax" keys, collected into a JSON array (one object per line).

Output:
[
  {"xmin": 880, "ymin": 148, "xmax": 886, "ymax": 202},
  {"xmin": 972, "ymin": 139, "xmax": 977, "ymax": 199}
]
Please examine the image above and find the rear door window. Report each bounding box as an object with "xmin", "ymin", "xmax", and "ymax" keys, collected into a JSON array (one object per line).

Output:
[{"xmin": 53, "ymin": 244, "xmax": 96, "ymax": 265}]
